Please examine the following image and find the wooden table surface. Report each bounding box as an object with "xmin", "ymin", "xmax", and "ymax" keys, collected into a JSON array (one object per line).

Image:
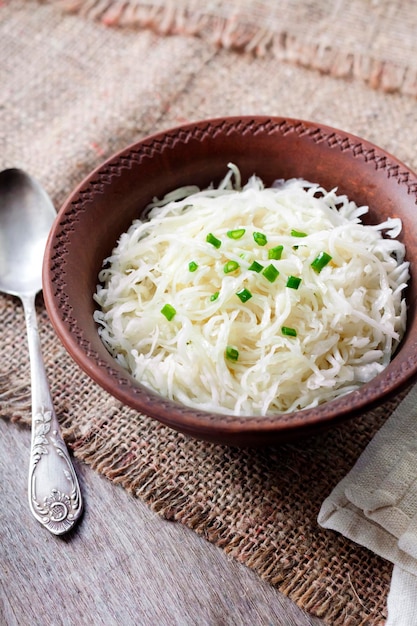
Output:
[{"xmin": 1, "ymin": 415, "xmax": 326, "ymax": 626}]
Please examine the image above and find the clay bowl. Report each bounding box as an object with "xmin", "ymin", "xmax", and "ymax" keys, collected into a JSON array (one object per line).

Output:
[{"xmin": 43, "ymin": 116, "xmax": 417, "ymax": 446}]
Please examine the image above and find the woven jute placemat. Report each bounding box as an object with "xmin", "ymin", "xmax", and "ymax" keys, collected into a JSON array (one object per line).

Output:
[{"xmin": 3, "ymin": 2, "xmax": 417, "ymax": 623}]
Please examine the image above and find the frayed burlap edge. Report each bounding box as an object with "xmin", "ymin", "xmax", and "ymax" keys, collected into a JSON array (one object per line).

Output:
[
  {"xmin": 45, "ymin": 0, "xmax": 417, "ymax": 98},
  {"xmin": 0, "ymin": 370, "xmax": 31, "ymax": 423},
  {"xmin": 67, "ymin": 393, "xmax": 406, "ymax": 625}
]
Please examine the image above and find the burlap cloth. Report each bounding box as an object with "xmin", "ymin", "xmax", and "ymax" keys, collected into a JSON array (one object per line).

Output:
[{"xmin": 3, "ymin": 2, "xmax": 417, "ymax": 624}]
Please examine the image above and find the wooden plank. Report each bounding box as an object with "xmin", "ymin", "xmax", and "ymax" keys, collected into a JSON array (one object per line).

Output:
[{"xmin": 1, "ymin": 418, "xmax": 324, "ymax": 625}]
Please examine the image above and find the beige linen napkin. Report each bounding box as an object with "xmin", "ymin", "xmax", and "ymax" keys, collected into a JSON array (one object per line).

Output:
[{"xmin": 318, "ymin": 384, "xmax": 417, "ymax": 624}]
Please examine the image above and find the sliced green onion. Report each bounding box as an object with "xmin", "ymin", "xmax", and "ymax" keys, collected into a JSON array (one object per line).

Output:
[
  {"xmin": 286, "ymin": 276, "xmax": 302, "ymax": 289},
  {"xmin": 268, "ymin": 245, "xmax": 284, "ymax": 260},
  {"xmin": 227, "ymin": 228, "xmax": 246, "ymax": 240},
  {"xmin": 188, "ymin": 261, "xmax": 198, "ymax": 272},
  {"xmin": 262, "ymin": 264, "xmax": 279, "ymax": 283},
  {"xmin": 281, "ymin": 326, "xmax": 297, "ymax": 337},
  {"xmin": 253, "ymin": 232, "xmax": 268, "ymax": 246},
  {"xmin": 161, "ymin": 303, "xmax": 176, "ymax": 321},
  {"xmin": 311, "ymin": 251, "xmax": 332, "ymax": 273},
  {"xmin": 210, "ymin": 291, "xmax": 219, "ymax": 302},
  {"xmin": 236, "ymin": 288, "xmax": 252, "ymax": 303},
  {"xmin": 224, "ymin": 260, "xmax": 240, "ymax": 274},
  {"xmin": 248, "ymin": 260, "xmax": 264, "ymax": 273},
  {"xmin": 206, "ymin": 232, "xmax": 221, "ymax": 248},
  {"xmin": 225, "ymin": 346, "xmax": 239, "ymax": 361},
  {"xmin": 291, "ymin": 229, "xmax": 307, "ymax": 238}
]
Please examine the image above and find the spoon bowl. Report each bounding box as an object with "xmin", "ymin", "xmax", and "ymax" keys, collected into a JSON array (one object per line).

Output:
[
  {"xmin": 0, "ymin": 169, "xmax": 83, "ymax": 535},
  {"xmin": 0, "ymin": 169, "xmax": 55, "ymax": 296}
]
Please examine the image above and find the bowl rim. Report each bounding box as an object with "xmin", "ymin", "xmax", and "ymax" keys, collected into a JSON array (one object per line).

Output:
[{"xmin": 43, "ymin": 115, "xmax": 417, "ymax": 442}]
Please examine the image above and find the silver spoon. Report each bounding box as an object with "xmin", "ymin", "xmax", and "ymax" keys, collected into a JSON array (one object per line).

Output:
[{"xmin": 0, "ymin": 168, "xmax": 83, "ymax": 535}]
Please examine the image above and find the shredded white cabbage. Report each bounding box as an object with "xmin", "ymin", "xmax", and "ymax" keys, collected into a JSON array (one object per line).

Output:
[{"xmin": 94, "ymin": 164, "xmax": 409, "ymax": 416}]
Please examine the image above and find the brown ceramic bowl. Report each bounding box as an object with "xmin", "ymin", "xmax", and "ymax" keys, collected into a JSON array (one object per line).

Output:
[{"xmin": 43, "ymin": 116, "xmax": 417, "ymax": 446}]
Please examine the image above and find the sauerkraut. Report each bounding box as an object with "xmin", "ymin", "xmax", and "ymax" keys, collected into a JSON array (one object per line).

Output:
[{"xmin": 94, "ymin": 164, "xmax": 409, "ymax": 415}]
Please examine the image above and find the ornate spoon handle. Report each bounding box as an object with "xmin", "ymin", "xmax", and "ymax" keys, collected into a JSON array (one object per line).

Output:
[{"xmin": 22, "ymin": 294, "xmax": 83, "ymax": 535}]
